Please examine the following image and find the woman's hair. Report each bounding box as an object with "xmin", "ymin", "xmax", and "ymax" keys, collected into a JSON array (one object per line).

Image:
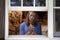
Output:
[{"xmin": 25, "ymin": 11, "xmax": 38, "ymax": 26}]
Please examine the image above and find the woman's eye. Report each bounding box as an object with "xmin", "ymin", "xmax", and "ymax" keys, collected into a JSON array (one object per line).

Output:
[{"xmin": 30, "ymin": 14, "xmax": 32, "ymax": 16}]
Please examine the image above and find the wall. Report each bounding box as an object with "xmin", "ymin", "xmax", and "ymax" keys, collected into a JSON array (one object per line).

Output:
[{"xmin": 0, "ymin": 0, "xmax": 5, "ymax": 39}]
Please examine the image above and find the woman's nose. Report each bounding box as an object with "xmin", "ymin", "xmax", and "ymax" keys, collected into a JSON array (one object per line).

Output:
[{"xmin": 31, "ymin": 16, "xmax": 35, "ymax": 19}]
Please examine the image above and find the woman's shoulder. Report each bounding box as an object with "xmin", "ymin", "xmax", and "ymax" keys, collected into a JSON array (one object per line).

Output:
[
  {"xmin": 36, "ymin": 22, "xmax": 41, "ymax": 27},
  {"xmin": 20, "ymin": 22, "xmax": 26, "ymax": 26}
]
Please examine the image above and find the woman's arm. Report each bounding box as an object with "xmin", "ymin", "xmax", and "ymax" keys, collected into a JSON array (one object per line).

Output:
[
  {"xmin": 37, "ymin": 24, "xmax": 42, "ymax": 35},
  {"xmin": 19, "ymin": 22, "xmax": 33, "ymax": 35},
  {"xmin": 19, "ymin": 23, "xmax": 25, "ymax": 35}
]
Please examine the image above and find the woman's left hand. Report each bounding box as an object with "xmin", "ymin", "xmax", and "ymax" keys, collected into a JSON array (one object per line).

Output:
[{"xmin": 31, "ymin": 31, "xmax": 37, "ymax": 35}]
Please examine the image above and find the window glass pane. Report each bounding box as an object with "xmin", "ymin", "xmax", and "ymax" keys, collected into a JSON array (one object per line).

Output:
[
  {"xmin": 8, "ymin": 11, "xmax": 48, "ymax": 36},
  {"xmin": 55, "ymin": 9, "xmax": 60, "ymax": 32},
  {"xmin": 23, "ymin": 0, "xmax": 33, "ymax": 6},
  {"xmin": 54, "ymin": 0, "xmax": 60, "ymax": 7},
  {"xmin": 54, "ymin": 9, "xmax": 60, "ymax": 37},
  {"xmin": 35, "ymin": 0, "xmax": 46, "ymax": 6},
  {"xmin": 10, "ymin": 0, "xmax": 21, "ymax": 6}
]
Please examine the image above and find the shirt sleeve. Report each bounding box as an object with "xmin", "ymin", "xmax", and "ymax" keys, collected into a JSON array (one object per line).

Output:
[
  {"xmin": 19, "ymin": 23, "xmax": 25, "ymax": 35},
  {"xmin": 37, "ymin": 23, "xmax": 42, "ymax": 35}
]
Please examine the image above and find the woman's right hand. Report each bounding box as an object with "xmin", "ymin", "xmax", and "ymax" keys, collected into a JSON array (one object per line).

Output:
[
  {"xmin": 25, "ymin": 30, "xmax": 32, "ymax": 35},
  {"xmin": 25, "ymin": 24, "xmax": 34, "ymax": 35},
  {"xmin": 29, "ymin": 24, "xmax": 34, "ymax": 31}
]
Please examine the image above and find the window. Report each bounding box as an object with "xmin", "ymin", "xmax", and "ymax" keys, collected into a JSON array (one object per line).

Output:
[
  {"xmin": 6, "ymin": 0, "xmax": 56, "ymax": 40},
  {"xmin": 10, "ymin": 0, "xmax": 46, "ymax": 7},
  {"xmin": 35, "ymin": 0, "xmax": 46, "ymax": 6},
  {"xmin": 53, "ymin": 0, "xmax": 60, "ymax": 37},
  {"xmin": 10, "ymin": 0, "xmax": 21, "ymax": 6},
  {"xmin": 8, "ymin": 11, "xmax": 48, "ymax": 35},
  {"xmin": 23, "ymin": 0, "xmax": 33, "ymax": 6},
  {"xmin": 53, "ymin": 0, "xmax": 60, "ymax": 7}
]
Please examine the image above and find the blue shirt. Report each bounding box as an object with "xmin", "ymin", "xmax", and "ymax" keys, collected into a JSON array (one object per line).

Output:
[{"xmin": 19, "ymin": 22, "xmax": 42, "ymax": 35}]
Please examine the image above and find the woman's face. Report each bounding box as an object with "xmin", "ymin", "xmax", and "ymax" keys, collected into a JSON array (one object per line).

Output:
[{"xmin": 29, "ymin": 12, "xmax": 37, "ymax": 22}]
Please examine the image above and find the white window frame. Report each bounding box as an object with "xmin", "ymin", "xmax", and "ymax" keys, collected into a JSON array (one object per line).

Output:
[
  {"xmin": 5, "ymin": 0, "xmax": 54, "ymax": 40},
  {"xmin": 8, "ymin": 0, "xmax": 48, "ymax": 11}
]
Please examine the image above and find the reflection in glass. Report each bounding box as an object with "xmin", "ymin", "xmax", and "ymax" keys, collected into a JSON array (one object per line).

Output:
[
  {"xmin": 56, "ymin": 0, "xmax": 60, "ymax": 6},
  {"xmin": 10, "ymin": 0, "xmax": 21, "ymax": 6},
  {"xmin": 35, "ymin": 0, "xmax": 46, "ymax": 6},
  {"xmin": 54, "ymin": 0, "xmax": 60, "ymax": 6},
  {"xmin": 23, "ymin": 0, "xmax": 33, "ymax": 6},
  {"xmin": 55, "ymin": 9, "xmax": 60, "ymax": 31},
  {"xmin": 54, "ymin": 9, "xmax": 60, "ymax": 37}
]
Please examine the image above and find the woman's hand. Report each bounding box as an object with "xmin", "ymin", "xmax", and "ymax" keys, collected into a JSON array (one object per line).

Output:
[
  {"xmin": 26, "ymin": 24, "xmax": 37, "ymax": 35},
  {"xmin": 25, "ymin": 30, "xmax": 32, "ymax": 35},
  {"xmin": 31, "ymin": 31, "xmax": 37, "ymax": 35},
  {"xmin": 26, "ymin": 30, "xmax": 37, "ymax": 35},
  {"xmin": 29, "ymin": 24, "xmax": 34, "ymax": 31}
]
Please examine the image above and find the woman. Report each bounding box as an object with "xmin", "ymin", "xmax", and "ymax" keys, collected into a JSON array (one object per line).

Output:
[{"xmin": 19, "ymin": 11, "xmax": 42, "ymax": 35}]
